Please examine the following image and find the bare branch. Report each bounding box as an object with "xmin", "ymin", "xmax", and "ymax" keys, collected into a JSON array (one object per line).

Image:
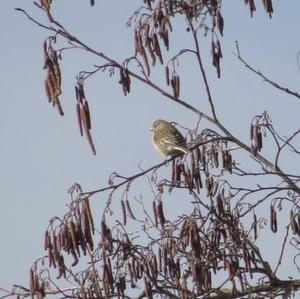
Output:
[{"xmin": 234, "ymin": 41, "xmax": 300, "ymax": 100}]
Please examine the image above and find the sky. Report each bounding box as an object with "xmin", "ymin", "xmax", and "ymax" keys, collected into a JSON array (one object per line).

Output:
[{"xmin": 1, "ymin": 0, "xmax": 300, "ymax": 294}]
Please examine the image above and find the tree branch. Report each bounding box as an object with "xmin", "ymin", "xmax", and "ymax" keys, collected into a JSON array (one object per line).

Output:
[{"xmin": 234, "ymin": 41, "xmax": 300, "ymax": 100}]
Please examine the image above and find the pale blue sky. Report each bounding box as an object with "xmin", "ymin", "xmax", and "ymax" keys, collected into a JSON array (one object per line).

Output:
[{"xmin": 1, "ymin": 0, "xmax": 300, "ymax": 292}]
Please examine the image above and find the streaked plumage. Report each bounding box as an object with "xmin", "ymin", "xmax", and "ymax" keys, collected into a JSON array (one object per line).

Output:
[{"xmin": 151, "ymin": 119, "xmax": 189, "ymax": 157}]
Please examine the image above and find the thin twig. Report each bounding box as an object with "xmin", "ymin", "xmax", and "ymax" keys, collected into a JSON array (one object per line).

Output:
[
  {"xmin": 274, "ymin": 225, "xmax": 290, "ymax": 274},
  {"xmin": 234, "ymin": 41, "xmax": 300, "ymax": 100}
]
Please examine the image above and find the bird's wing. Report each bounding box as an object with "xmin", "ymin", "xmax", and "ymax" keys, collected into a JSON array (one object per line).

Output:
[
  {"xmin": 168, "ymin": 130, "xmax": 187, "ymax": 147},
  {"xmin": 160, "ymin": 136, "xmax": 188, "ymax": 153}
]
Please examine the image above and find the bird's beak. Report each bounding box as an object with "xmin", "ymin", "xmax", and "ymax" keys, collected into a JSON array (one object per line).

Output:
[{"xmin": 150, "ymin": 128, "xmax": 153, "ymax": 132}]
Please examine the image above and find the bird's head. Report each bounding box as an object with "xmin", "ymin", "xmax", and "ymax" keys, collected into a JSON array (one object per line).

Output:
[{"xmin": 151, "ymin": 119, "xmax": 169, "ymax": 132}]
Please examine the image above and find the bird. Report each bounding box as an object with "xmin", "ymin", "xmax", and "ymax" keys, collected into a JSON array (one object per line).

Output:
[{"xmin": 151, "ymin": 119, "xmax": 189, "ymax": 157}]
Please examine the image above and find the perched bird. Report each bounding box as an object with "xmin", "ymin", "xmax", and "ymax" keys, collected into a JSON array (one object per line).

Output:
[{"xmin": 151, "ymin": 119, "xmax": 189, "ymax": 157}]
